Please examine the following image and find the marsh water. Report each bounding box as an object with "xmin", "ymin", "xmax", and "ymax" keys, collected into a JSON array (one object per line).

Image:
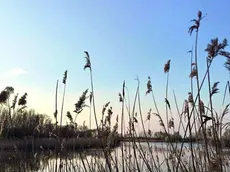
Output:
[{"xmin": 0, "ymin": 142, "xmax": 209, "ymax": 172}]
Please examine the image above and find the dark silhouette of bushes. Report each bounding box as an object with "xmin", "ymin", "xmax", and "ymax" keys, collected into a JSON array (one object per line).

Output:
[
  {"xmin": 153, "ymin": 131, "xmax": 183, "ymax": 142},
  {"xmin": 0, "ymin": 108, "xmax": 104, "ymax": 139}
]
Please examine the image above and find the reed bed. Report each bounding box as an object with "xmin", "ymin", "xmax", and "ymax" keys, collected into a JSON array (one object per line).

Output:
[{"xmin": 0, "ymin": 10, "xmax": 230, "ymax": 172}]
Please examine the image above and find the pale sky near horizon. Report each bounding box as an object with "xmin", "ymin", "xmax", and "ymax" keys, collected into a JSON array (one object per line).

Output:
[{"xmin": 0, "ymin": 1, "xmax": 230, "ymax": 134}]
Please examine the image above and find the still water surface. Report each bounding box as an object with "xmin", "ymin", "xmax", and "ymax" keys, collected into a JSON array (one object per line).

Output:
[{"xmin": 0, "ymin": 142, "xmax": 204, "ymax": 172}]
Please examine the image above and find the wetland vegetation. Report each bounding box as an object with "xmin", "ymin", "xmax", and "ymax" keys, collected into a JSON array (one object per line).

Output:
[{"xmin": 0, "ymin": 10, "xmax": 230, "ymax": 172}]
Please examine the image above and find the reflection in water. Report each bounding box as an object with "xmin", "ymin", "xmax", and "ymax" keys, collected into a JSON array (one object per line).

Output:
[
  {"xmin": 0, "ymin": 142, "xmax": 220, "ymax": 172},
  {"xmin": 0, "ymin": 150, "xmax": 40, "ymax": 172},
  {"xmin": 0, "ymin": 148, "xmax": 107, "ymax": 172}
]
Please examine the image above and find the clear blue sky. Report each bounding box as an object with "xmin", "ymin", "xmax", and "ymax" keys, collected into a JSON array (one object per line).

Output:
[{"xmin": 0, "ymin": 1, "xmax": 229, "ymax": 132}]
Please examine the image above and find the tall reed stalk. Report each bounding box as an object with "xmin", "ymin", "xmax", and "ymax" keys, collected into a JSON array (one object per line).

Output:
[
  {"xmin": 60, "ymin": 70, "xmax": 68, "ymax": 127},
  {"xmin": 119, "ymin": 81, "xmax": 125, "ymax": 172},
  {"xmin": 83, "ymin": 51, "xmax": 112, "ymax": 172},
  {"xmin": 187, "ymin": 49, "xmax": 196, "ymax": 171},
  {"xmin": 54, "ymin": 79, "xmax": 59, "ymax": 172}
]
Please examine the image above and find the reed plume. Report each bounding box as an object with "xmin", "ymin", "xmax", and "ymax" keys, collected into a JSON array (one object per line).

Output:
[
  {"xmin": 60, "ymin": 70, "xmax": 68, "ymax": 127},
  {"xmin": 18, "ymin": 93, "xmax": 28, "ymax": 106},
  {"xmin": 11, "ymin": 93, "xmax": 18, "ymax": 109},
  {"xmin": 0, "ymin": 86, "xmax": 14, "ymax": 104},
  {"xmin": 164, "ymin": 60, "xmax": 171, "ymax": 73},
  {"xmin": 145, "ymin": 77, "xmax": 152, "ymax": 95},
  {"xmin": 205, "ymin": 38, "xmax": 228, "ymax": 60},
  {"xmin": 74, "ymin": 89, "xmax": 89, "ymax": 117},
  {"xmin": 224, "ymin": 58, "xmax": 230, "ymax": 72}
]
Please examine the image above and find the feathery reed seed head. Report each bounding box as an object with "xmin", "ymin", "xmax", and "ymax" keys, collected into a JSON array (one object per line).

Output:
[
  {"xmin": 211, "ymin": 82, "xmax": 220, "ymax": 97},
  {"xmin": 11, "ymin": 93, "xmax": 19, "ymax": 109},
  {"xmin": 119, "ymin": 93, "xmax": 123, "ymax": 102},
  {"xmin": 62, "ymin": 70, "xmax": 68, "ymax": 84},
  {"xmin": 84, "ymin": 51, "xmax": 91, "ymax": 70},
  {"xmin": 146, "ymin": 77, "xmax": 152, "ymax": 95},
  {"xmin": 165, "ymin": 98, "xmax": 171, "ymax": 110},
  {"xmin": 0, "ymin": 91, "xmax": 8, "ymax": 104},
  {"xmin": 205, "ymin": 38, "xmax": 228, "ymax": 59},
  {"xmin": 225, "ymin": 58, "xmax": 230, "ymax": 71},
  {"xmin": 188, "ymin": 10, "xmax": 203, "ymax": 35},
  {"xmin": 189, "ymin": 67, "xmax": 198, "ymax": 78},
  {"xmin": 18, "ymin": 93, "xmax": 28, "ymax": 106},
  {"xmin": 122, "ymin": 81, "xmax": 125, "ymax": 97},
  {"xmin": 220, "ymin": 51, "xmax": 230, "ymax": 58},
  {"xmin": 164, "ymin": 60, "xmax": 171, "ymax": 73},
  {"xmin": 198, "ymin": 11, "xmax": 202, "ymax": 19},
  {"xmin": 74, "ymin": 89, "xmax": 89, "ymax": 114},
  {"xmin": 66, "ymin": 111, "xmax": 73, "ymax": 123},
  {"xmin": 0, "ymin": 86, "xmax": 14, "ymax": 104},
  {"xmin": 102, "ymin": 102, "xmax": 110, "ymax": 115}
]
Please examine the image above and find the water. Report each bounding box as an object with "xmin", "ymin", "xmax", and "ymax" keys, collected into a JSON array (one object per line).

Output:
[{"xmin": 0, "ymin": 141, "xmax": 225, "ymax": 172}]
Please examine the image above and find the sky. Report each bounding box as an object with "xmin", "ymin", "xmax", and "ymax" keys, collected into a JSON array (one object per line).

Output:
[{"xmin": 0, "ymin": 0, "xmax": 230, "ymax": 134}]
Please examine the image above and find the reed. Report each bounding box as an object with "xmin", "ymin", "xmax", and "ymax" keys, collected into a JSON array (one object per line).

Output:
[{"xmin": 1, "ymin": 10, "xmax": 230, "ymax": 172}]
